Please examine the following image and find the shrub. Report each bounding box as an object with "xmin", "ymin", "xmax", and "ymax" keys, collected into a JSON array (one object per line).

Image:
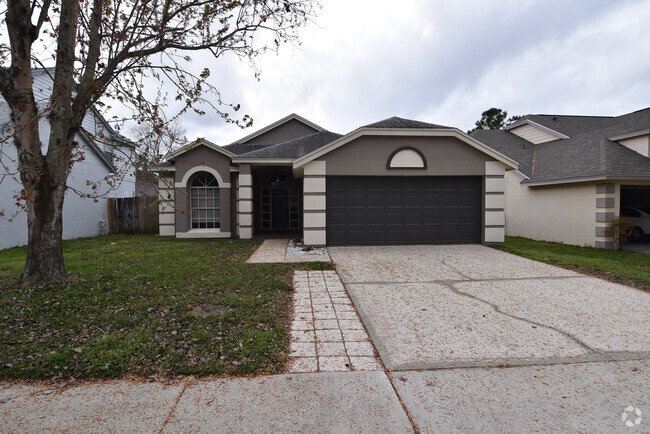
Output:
[{"xmin": 607, "ymin": 216, "xmax": 639, "ymax": 250}]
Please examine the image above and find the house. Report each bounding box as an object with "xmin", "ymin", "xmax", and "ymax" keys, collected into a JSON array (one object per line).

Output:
[
  {"xmin": 156, "ymin": 113, "xmax": 519, "ymax": 246},
  {"xmin": 471, "ymin": 108, "xmax": 650, "ymax": 249},
  {"xmin": 0, "ymin": 69, "xmax": 137, "ymax": 249}
]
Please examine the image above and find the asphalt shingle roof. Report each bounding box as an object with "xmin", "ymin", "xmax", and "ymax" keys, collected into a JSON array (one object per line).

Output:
[
  {"xmin": 470, "ymin": 129, "xmax": 534, "ymax": 175},
  {"xmin": 222, "ymin": 143, "xmax": 273, "ymax": 156},
  {"xmin": 472, "ymin": 108, "xmax": 650, "ymax": 183},
  {"xmin": 363, "ymin": 116, "xmax": 451, "ymax": 129},
  {"xmin": 236, "ymin": 131, "xmax": 342, "ymax": 159}
]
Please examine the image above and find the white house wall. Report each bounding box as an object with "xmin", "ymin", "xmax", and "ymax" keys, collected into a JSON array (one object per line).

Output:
[
  {"xmin": 504, "ymin": 171, "xmax": 596, "ymax": 247},
  {"xmin": 0, "ymin": 112, "xmax": 135, "ymax": 250}
]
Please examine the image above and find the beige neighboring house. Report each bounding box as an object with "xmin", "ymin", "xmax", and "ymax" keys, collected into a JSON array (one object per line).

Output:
[
  {"xmin": 155, "ymin": 114, "xmax": 519, "ymax": 246},
  {"xmin": 471, "ymin": 108, "xmax": 650, "ymax": 249}
]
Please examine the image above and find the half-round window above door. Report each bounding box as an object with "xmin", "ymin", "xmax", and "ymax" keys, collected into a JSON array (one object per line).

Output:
[{"xmin": 387, "ymin": 147, "xmax": 427, "ymax": 169}]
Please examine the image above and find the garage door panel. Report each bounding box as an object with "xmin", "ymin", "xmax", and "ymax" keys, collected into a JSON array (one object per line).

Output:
[{"xmin": 326, "ymin": 176, "xmax": 481, "ymax": 245}]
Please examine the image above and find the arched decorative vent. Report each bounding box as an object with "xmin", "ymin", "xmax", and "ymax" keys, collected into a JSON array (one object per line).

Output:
[{"xmin": 387, "ymin": 147, "xmax": 427, "ymax": 169}]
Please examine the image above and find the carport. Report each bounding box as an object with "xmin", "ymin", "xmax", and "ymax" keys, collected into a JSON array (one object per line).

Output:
[{"xmin": 621, "ymin": 185, "xmax": 650, "ymax": 242}]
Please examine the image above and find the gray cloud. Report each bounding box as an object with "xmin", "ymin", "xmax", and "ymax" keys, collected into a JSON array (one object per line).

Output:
[{"xmin": 115, "ymin": 0, "xmax": 650, "ymax": 144}]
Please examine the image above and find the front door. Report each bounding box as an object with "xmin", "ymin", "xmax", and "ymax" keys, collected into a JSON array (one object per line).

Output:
[
  {"xmin": 271, "ymin": 188, "xmax": 290, "ymax": 229},
  {"xmin": 260, "ymin": 172, "xmax": 301, "ymax": 231}
]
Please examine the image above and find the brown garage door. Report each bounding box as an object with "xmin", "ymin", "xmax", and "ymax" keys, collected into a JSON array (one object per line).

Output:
[{"xmin": 326, "ymin": 176, "xmax": 482, "ymax": 245}]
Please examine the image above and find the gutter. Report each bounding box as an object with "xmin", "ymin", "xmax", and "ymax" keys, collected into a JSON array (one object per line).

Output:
[{"xmin": 522, "ymin": 175, "xmax": 650, "ymax": 187}]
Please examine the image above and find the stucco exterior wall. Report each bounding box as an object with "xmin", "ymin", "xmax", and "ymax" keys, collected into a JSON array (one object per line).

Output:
[
  {"xmin": 317, "ymin": 136, "xmax": 491, "ymax": 176},
  {"xmin": 173, "ymin": 145, "xmax": 232, "ymax": 236},
  {"xmin": 242, "ymin": 119, "xmax": 318, "ymax": 145},
  {"xmin": 504, "ymin": 171, "xmax": 597, "ymax": 246},
  {"xmin": 618, "ymin": 135, "xmax": 650, "ymax": 157}
]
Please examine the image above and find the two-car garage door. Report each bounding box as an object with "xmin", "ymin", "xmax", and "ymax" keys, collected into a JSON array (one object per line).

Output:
[{"xmin": 326, "ymin": 176, "xmax": 482, "ymax": 245}]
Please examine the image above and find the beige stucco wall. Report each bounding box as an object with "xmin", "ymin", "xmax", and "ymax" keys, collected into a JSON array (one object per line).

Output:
[
  {"xmin": 619, "ymin": 135, "xmax": 650, "ymax": 157},
  {"xmin": 317, "ymin": 135, "xmax": 491, "ymax": 176},
  {"xmin": 504, "ymin": 171, "xmax": 597, "ymax": 247},
  {"xmin": 173, "ymin": 145, "xmax": 232, "ymax": 235}
]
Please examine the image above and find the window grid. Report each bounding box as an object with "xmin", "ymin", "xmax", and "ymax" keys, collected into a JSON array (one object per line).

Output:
[{"xmin": 190, "ymin": 173, "xmax": 220, "ymax": 229}]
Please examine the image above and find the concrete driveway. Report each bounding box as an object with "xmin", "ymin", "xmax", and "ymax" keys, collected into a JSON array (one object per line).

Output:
[
  {"xmin": 329, "ymin": 245, "xmax": 650, "ymax": 431},
  {"xmin": 329, "ymin": 245, "xmax": 650, "ymax": 370}
]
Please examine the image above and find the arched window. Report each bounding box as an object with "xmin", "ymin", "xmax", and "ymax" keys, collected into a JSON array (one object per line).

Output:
[
  {"xmin": 387, "ymin": 147, "xmax": 427, "ymax": 169},
  {"xmin": 190, "ymin": 172, "xmax": 220, "ymax": 229}
]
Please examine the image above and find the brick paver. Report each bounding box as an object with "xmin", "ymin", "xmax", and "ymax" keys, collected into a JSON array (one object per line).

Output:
[{"xmin": 288, "ymin": 270, "xmax": 382, "ymax": 373}]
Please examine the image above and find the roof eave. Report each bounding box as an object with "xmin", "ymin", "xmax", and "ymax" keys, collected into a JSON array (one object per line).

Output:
[
  {"xmin": 522, "ymin": 175, "xmax": 650, "ymax": 187},
  {"xmin": 165, "ymin": 138, "xmax": 236, "ymax": 161},
  {"xmin": 77, "ymin": 129, "xmax": 116, "ymax": 172},
  {"xmin": 608, "ymin": 129, "xmax": 650, "ymax": 141},
  {"xmin": 230, "ymin": 158, "xmax": 294, "ymax": 165}
]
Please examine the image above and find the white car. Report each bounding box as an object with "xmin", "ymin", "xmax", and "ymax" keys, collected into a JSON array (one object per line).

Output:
[{"xmin": 620, "ymin": 207, "xmax": 650, "ymax": 240}]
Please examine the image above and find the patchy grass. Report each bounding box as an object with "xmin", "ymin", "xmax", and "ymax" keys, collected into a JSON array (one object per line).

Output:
[
  {"xmin": 0, "ymin": 235, "xmax": 334, "ymax": 380},
  {"xmin": 494, "ymin": 237, "xmax": 650, "ymax": 292}
]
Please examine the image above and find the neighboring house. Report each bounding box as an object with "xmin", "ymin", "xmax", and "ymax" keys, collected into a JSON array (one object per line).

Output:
[
  {"xmin": 0, "ymin": 69, "xmax": 137, "ymax": 249},
  {"xmin": 471, "ymin": 108, "xmax": 650, "ymax": 248},
  {"xmin": 156, "ymin": 113, "xmax": 518, "ymax": 246}
]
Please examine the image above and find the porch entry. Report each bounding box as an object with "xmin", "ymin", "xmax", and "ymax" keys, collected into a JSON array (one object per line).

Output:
[{"xmin": 260, "ymin": 172, "xmax": 301, "ymax": 231}]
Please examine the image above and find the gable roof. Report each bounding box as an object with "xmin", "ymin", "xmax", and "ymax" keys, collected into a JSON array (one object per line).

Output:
[
  {"xmin": 363, "ymin": 116, "xmax": 451, "ymax": 129},
  {"xmin": 228, "ymin": 113, "xmax": 325, "ymax": 145},
  {"xmin": 222, "ymin": 143, "xmax": 272, "ymax": 156},
  {"xmin": 233, "ymin": 131, "xmax": 342, "ymax": 160},
  {"xmin": 165, "ymin": 138, "xmax": 236, "ymax": 161},
  {"xmin": 473, "ymin": 108, "xmax": 650, "ymax": 185},
  {"xmin": 294, "ymin": 118, "xmax": 518, "ymax": 170}
]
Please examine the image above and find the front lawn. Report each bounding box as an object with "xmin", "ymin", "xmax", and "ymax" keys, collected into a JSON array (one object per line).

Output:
[
  {"xmin": 0, "ymin": 235, "xmax": 333, "ymax": 380},
  {"xmin": 494, "ymin": 237, "xmax": 650, "ymax": 292}
]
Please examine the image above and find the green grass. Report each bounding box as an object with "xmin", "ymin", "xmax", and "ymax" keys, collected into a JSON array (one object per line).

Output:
[
  {"xmin": 494, "ymin": 237, "xmax": 650, "ymax": 292},
  {"xmin": 0, "ymin": 235, "xmax": 334, "ymax": 380}
]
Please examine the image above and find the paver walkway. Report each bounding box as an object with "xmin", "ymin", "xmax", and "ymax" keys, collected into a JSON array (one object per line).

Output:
[
  {"xmin": 247, "ymin": 239, "xmax": 331, "ymax": 263},
  {"xmin": 288, "ymin": 270, "xmax": 382, "ymax": 372}
]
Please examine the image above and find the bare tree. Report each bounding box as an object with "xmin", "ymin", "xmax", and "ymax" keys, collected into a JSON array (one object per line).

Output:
[
  {"xmin": 130, "ymin": 118, "xmax": 187, "ymax": 195},
  {"xmin": 0, "ymin": 0, "xmax": 318, "ymax": 285}
]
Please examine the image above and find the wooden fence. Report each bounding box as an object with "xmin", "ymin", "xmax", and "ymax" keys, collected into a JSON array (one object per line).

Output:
[{"xmin": 108, "ymin": 196, "xmax": 159, "ymax": 234}]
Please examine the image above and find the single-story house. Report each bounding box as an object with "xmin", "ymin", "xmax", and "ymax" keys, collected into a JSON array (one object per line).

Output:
[
  {"xmin": 471, "ymin": 108, "xmax": 650, "ymax": 249},
  {"xmin": 0, "ymin": 69, "xmax": 137, "ymax": 250},
  {"xmin": 156, "ymin": 114, "xmax": 519, "ymax": 246}
]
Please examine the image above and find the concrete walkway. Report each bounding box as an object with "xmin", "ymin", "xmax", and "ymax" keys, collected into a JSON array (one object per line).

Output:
[
  {"xmin": 0, "ymin": 372, "xmax": 412, "ymax": 432},
  {"xmin": 247, "ymin": 238, "xmax": 331, "ymax": 263}
]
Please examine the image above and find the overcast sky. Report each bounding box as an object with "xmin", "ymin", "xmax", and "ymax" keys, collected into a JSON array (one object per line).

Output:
[{"xmin": 152, "ymin": 0, "xmax": 650, "ymax": 145}]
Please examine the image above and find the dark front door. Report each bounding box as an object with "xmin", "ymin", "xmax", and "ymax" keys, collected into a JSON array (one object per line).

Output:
[
  {"xmin": 271, "ymin": 188, "xmax": 290, "ymax": 229},
  {"xmin": 326, "ymin": 176, "xmax": 482, "ymax": 245},
  {"xmin": 260, "ymin": 172, "xmax": 301, "ymax": 231}
]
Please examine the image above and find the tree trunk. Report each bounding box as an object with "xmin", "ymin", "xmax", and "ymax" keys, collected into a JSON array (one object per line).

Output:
[{"xmin": 20, "ymin": 171, "xmax": 67, "ymax": 286}]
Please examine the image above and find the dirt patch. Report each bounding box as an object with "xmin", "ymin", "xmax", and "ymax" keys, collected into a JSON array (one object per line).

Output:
[{"xmin": 189, "ymin": 304, "xmax": 231, "ymax": 317}]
